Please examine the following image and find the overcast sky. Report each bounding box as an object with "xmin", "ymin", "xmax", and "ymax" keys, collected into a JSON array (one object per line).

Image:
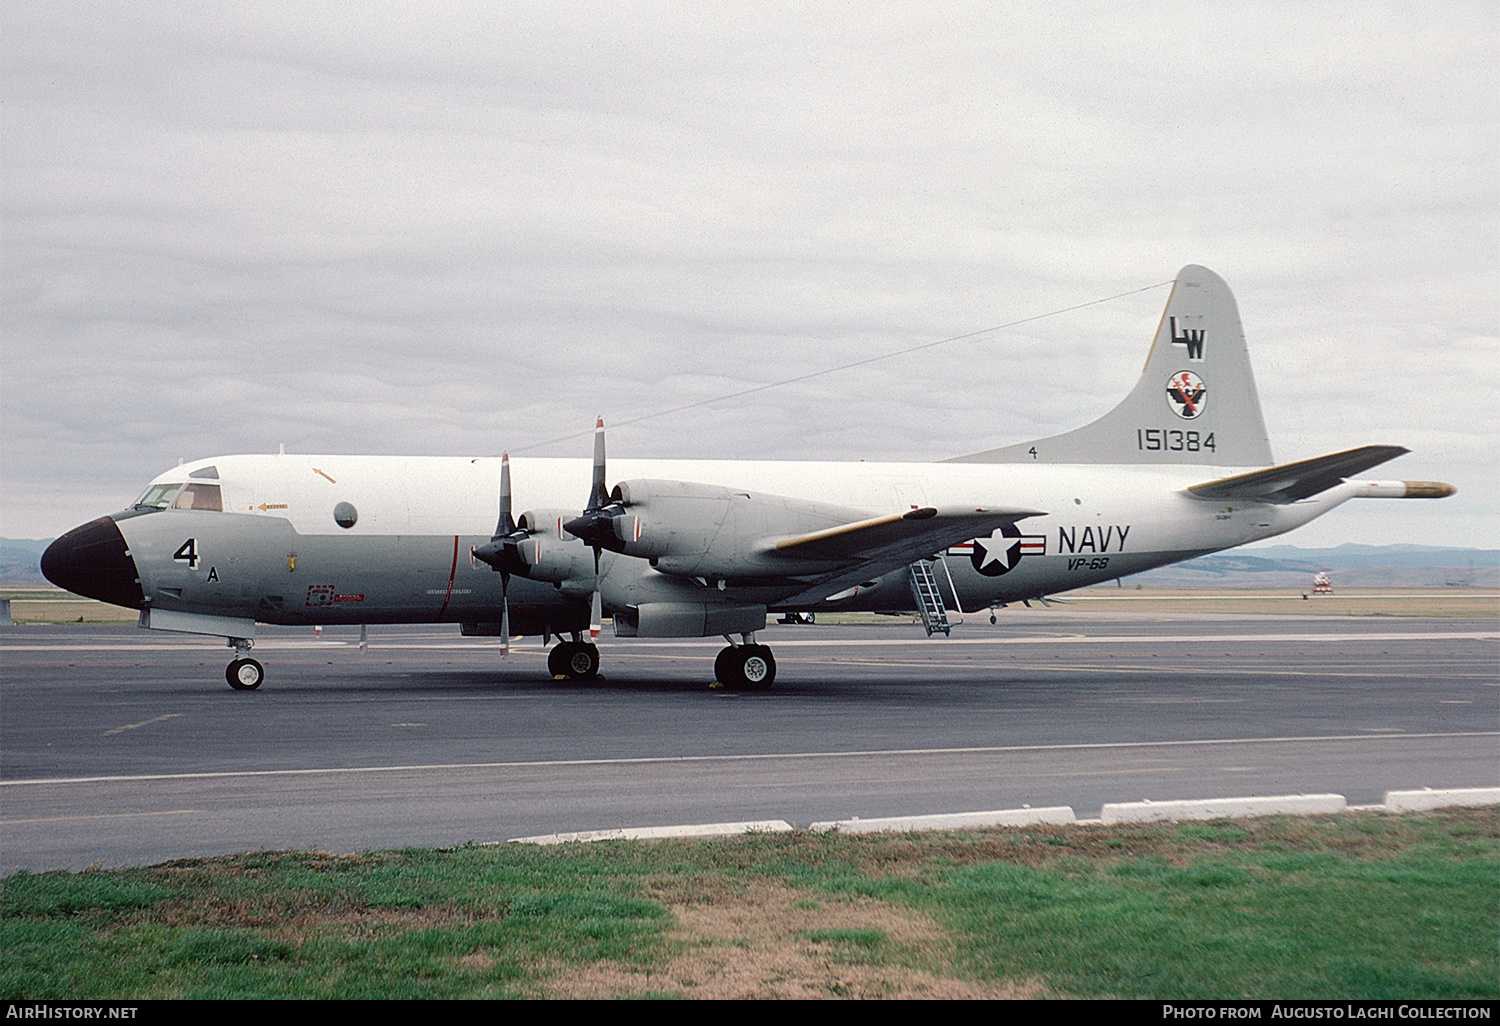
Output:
[{"xmin": 3, "ymin": 2, "xmax": 1496, "ymax": 549}]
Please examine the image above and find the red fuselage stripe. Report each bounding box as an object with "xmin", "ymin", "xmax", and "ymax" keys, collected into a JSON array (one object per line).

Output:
[{"xmin": 437, "ymin": 535, "xmax": 459, "ymax": 620}]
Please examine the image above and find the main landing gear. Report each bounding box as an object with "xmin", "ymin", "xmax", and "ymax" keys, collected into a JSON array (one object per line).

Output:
[
  {"xmin": 541, "ymin": 633, "xmax": 777, "ymax": 689},
  {"xmin": 714, "ymin": 636, "xmax": 776, "ymax": 691},
  {"xmin": 547, "ymin": 638, "xmax": 601, "ymax": 680},
  {"xmin": 225, "ymin": 638, "xmax": 263, "ymax": 691}
]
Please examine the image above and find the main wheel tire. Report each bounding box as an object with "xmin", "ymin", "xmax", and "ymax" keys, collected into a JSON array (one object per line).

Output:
[
  {"xmin": 722, "ymin": 645, "xmax": 775, "ymax": 691},
  {"xmin": 740, "ymin": 645, "xmax": 775, "ymax": 690},
  {"xmin": 714, "ymin": 646, "xmax": 735, "ymax": 684},
  {"xmin": 547, "ymin": 643, "xmax": 571, "ymax": 678},
  {"xmin": 561, "ymin": 642, "xmax": 600, "ymax": 680},
  {"xmin": 227, "ymin": 658, "xmax": 264, "ymax": 690}
]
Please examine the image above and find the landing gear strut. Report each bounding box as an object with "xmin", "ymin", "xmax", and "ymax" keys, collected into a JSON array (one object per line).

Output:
[
  {"xmin": 548, "ymin": 639, "xmax": 601, "ymax": 680},
  {"xmin": 715, "ymin": 636, "xmax": 776, "ymax": 690},
  {"xmin": 225, "ymin": 638, "xmax": 263, "ymax": 690}
]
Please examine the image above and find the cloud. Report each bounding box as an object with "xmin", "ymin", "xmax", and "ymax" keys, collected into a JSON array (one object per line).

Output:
[{"xmin": 3, "ymin": 2, "xmax": 1495, "ymax": 548}]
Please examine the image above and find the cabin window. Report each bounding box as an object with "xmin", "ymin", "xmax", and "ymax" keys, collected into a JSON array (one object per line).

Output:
[
  {"xmin": 136, "ymin": 483, "xmax": 184, "ymax": 509},
  {"xmin": 172, "ymin": 483, "xmax": 223, "ymax": 511}
]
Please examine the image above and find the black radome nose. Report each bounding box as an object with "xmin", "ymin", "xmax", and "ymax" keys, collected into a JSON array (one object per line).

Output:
[{"xmin": 40, "ymin": 517, "xmax": 145, "ymax": 610}]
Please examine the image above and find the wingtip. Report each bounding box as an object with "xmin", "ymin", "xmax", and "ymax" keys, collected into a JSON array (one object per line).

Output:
[{"xmin": 1403, "ymin": 481, "xmax": 1456, "ymax": 498}]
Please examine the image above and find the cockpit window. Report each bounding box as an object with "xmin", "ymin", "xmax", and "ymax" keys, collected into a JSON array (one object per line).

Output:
[
  {"xmin": 135, "ymin": 480, "xmax": 224, "ymax": 512},
  {"xmin": 188, "ymin": 465, "xmax": 219, "ymax": 480},
  {"xmin": 173, "ymin": 483, "xmax": 223, "ymax": 511},
  {"xmin": 136, "ymin": 483, "xmax": 184, "ymax": 509}
]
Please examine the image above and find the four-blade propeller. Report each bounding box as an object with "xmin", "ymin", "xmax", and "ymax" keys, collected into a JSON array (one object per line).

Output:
[
  {"xmin": 474, "ymin": 419, "xmax": 617, "ymax": 646},
  {"xmin": 562, "ymin": 418, "xmax": 629, "ymax": 573},
  {"xmin": 471, "ymin": 453, "xmax": 531, "ymax": 650}
]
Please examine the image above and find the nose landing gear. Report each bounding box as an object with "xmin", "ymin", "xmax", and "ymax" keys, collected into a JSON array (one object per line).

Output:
[{"xmin": 225, "ymin": 638, "xmax": 263, "ymax": 690}]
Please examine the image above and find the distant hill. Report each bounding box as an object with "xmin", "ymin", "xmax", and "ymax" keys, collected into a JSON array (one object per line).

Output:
[
  {"xmin": 3, "ymin": 538, "xmax": 1495, "ymax": 589},
  {"xmin": 1237, "ymin": 543, "xmax": 1499, "ymax": 569},
  {"xmin": 1128, "ymin": 544, "xmax": 1498, "ymax": 588},
  {"xmin": 1, "ymin": 539, "xmax": 50, "ymax": 586}
]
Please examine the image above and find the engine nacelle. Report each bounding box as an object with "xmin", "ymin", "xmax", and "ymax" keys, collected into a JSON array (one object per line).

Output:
[
  {"xmin": 606, "ymin": 479, "xmax": 864, "ymax": 579},
  {"xmin": 611, "ymin": 601, "xmax": 767, "ymax": 638},
  {"xmin": 514, "ymin": 508, "xmax": 597, "ymax": 592}
]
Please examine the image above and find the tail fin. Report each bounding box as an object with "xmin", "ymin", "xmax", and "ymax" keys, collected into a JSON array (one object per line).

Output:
[{"xmin": 948, "ymin": 265, "xmax": 1274, "ymax": 467}]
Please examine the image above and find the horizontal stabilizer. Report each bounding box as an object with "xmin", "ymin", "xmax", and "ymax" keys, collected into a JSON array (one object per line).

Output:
[
  {"xmin": 1188, "ymin": 445, "xmax": 1409, "ymax": 504},
  {"xmin": 770, "ymin": 506, "xmax": 1044, "ymax": 564}
]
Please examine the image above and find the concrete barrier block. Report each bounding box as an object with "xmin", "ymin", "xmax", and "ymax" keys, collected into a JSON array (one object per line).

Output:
[
  {"xmin": 1383, "ymin": 788, "xmax": 1500, "ymax": 813},
  {"xmin": 510, "ymin": 819, "xmax": 794, "ymax": 845},
  {"xmin": 808, "ymin": 806, "xmax": 1076, "ymax": 835},
  {"xmin": 1100, "ymin": 794, "xmax": 1346, "ymax": 825}
]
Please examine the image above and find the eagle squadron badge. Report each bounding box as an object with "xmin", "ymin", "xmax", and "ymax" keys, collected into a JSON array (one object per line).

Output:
[{"xmin": 1166, "ymin": 370, "xmax": 1207, "ymax": 419}]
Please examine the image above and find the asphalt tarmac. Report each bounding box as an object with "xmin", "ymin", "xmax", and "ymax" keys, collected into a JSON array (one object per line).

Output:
[{"xmin": 2, "ymin": 613, "xmax": 1496, "ymax": 871}]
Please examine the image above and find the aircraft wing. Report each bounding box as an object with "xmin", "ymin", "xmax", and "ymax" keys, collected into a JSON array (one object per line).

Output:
[
  {"xmin": 768, "ymin": 506, "xmax": 1044, "ymax": 564},
  {"xmin": 765, "ymin": 506, "xmax": 1044, "ymax": 608},
  {"xmin": 1187, "ymin": 445, "xmax": 1409, "ymax": 504}
]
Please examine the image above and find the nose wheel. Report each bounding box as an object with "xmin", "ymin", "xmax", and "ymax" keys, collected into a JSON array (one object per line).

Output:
[
  {"xmin": 547, "ymin": 641, "xmax": 601, "ymax": 680},
  {"xmin": 225, "ymin": 637, "xmax": 263, "ymax": 690},
  {"xmin": 715, "ymin": 644, "xmax": 775, "ymax": 690},
  {"xmin": 227, "ymin": 657, "xmax": 264, "ymax": 690}
]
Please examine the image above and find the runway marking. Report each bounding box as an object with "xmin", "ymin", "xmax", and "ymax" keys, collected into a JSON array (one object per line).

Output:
[
  {"xmin": 1011, "ymin": 766, "xmax": 1188, "ymax": 780},
  {"xmin": 5, "ymin": 630, "xmax": 1495, "ymax": 653},
  {"xmin": 729, "ymin": 765, "xmax": 1185, "ymax": 789},
  {"xmin": 4, "ymin": 730, "xmax": 1494, "ymax": 788},
  {"xmin": 1097, "ymin": 697, "xmax": 1243, "ymax": 704},
  {"xmin": 772, "ymin": 658, "xmax": 1496, "ymax": 681},
  {"xmin": 647, "ymin": 632, "xmax": 1500, "ymax": 647},
  {"xmin": 2, "ymin": 810, "xmax": 199, "ymax": 825},
  {"xmin": 1063, "ymin": 592, "xmax": 1500, "ymax": 601},
  {"xmin": 101, "ymin": 713, "xmax": 182, "ymax": 737}
]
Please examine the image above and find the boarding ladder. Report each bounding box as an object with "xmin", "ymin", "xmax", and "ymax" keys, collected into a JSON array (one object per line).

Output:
[{"xmin": 907, "ymin": 558, "xmax": 952, "ymax": 636}]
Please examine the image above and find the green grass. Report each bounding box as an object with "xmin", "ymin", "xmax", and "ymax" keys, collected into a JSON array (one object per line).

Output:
[{"xmin": 3, "ymin": 811, "xmax": 1495, "ymax": 999}]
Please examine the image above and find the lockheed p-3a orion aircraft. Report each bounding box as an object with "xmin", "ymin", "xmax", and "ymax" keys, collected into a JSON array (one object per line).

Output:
[{"xmin": 41, "ymin": 266, "xmax": 1454, "ymax": 691}]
